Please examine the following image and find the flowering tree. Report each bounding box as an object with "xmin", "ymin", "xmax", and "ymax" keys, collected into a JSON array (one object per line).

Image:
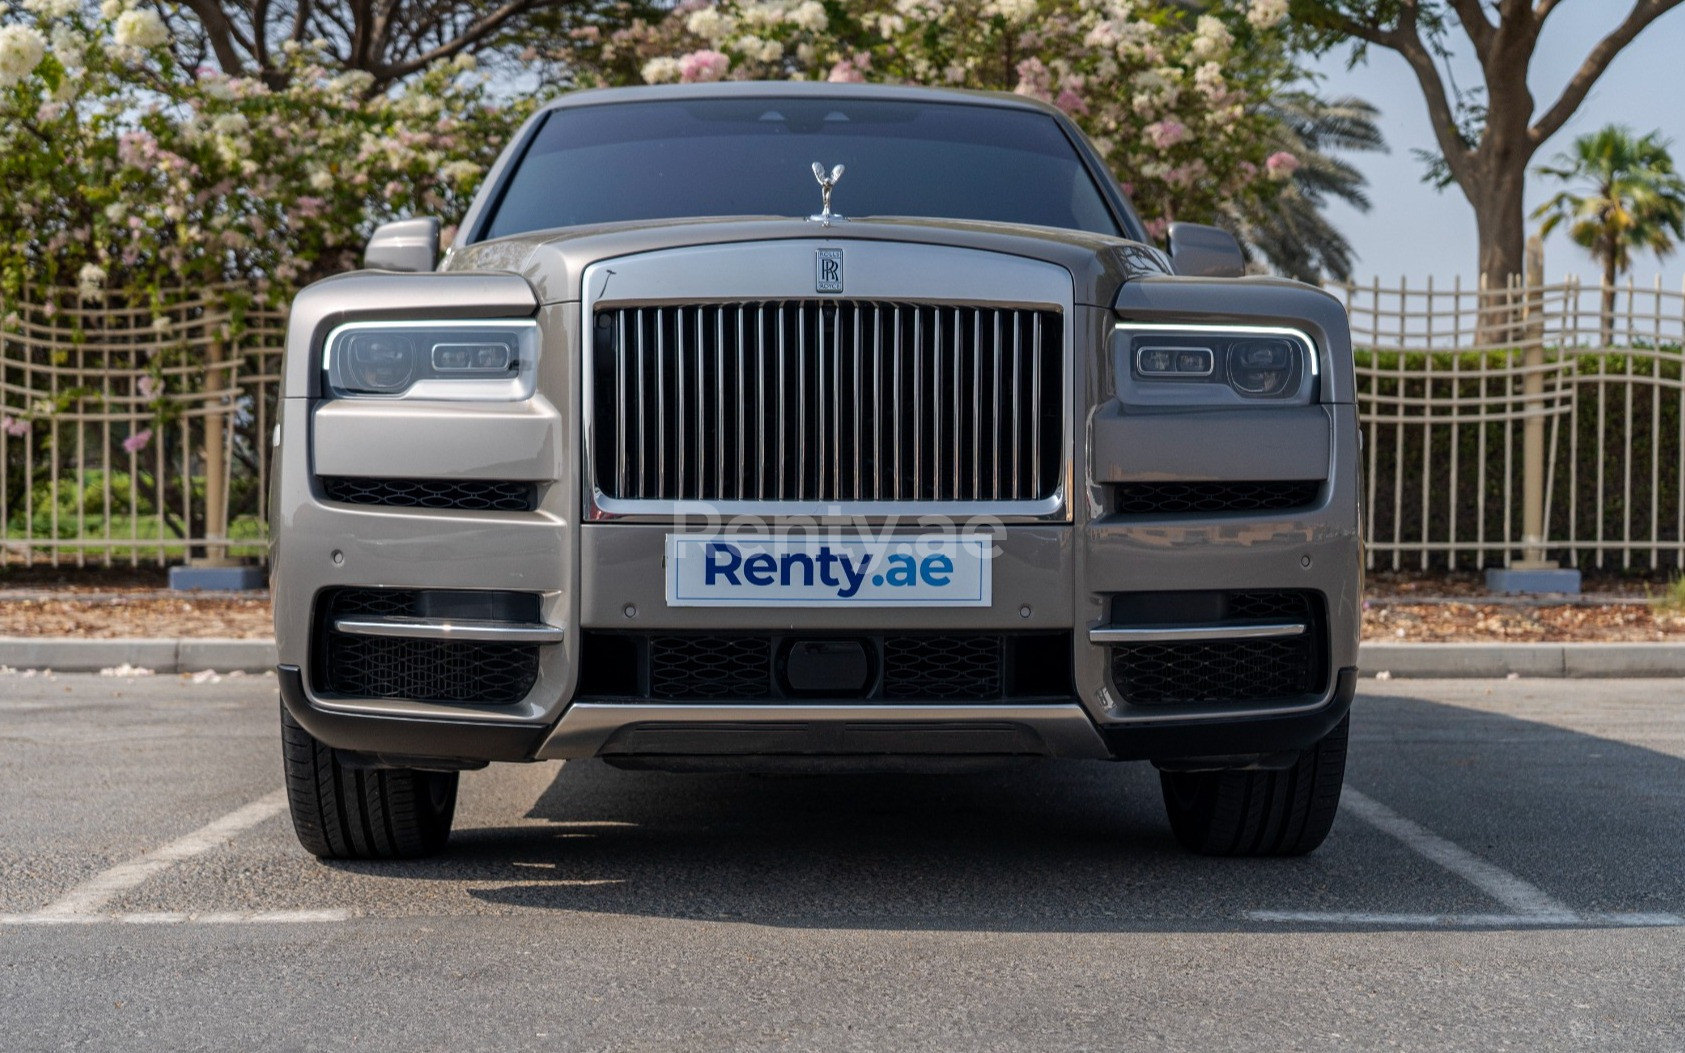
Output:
[
  {"xmin": 569, "ymin": 0, "xmax": 1308, "ymax": 247},
  {"xmin": 0, "ymin": 0, "xmax": 532, "ymax": 301},
  {"xmin": 0, "ymin": 0, "xmax": 535, "ymax": 539}
]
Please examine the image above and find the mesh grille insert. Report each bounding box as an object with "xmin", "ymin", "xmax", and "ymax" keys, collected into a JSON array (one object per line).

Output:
[
  {"xmin": 1113, "ymin": 480, "xmax": 1320, "ymax": 515},
  {"xmin": 882, "ymin": 635, "xmax": 1003, "ymax": 700},
  {"xmin": 1107, "ymin": 590, "xmax": 1322, "ymax": 706},
  {"xmin": 321, "ymin": 476, "xmax": 537, "ymax": 512},
  {"xmin": 582, "ymin": 631, "xmax": 1055, "ymax": 703},
  {"xmin": 650, "ymin": 635, "xmax": 772, "ymax": 700},
  {"xmin": 316, "ymin": 589, "xmax": 539, "ymax": 704}
]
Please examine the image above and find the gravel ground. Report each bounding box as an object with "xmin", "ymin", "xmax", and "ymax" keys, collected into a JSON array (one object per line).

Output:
[{"xmin": 2, "ymin": 568, "xmax": 1684, "ymax": 641}]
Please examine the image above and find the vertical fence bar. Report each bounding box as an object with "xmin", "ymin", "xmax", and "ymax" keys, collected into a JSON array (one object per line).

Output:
[
  {"xmin": 1622, "ymin": 277, "xmax": 1634, "ymax": 569},
  {"xmin": 1653, "ymin": 275, "xmax": 1663, "ymax": 569},
  {"xmin": 1391, "ymin": 276, "xmax": 1405, "ymax": 569},
  {"xmin": 1363, "ymin": 281, "xmax": 1378, "ymax": 570},
  {"xmin": 1420, "ymin": 276, "xmax": 1432, "ymax": 569},
  {"xmin": 1569, "ymin": 276, "xmax": 1581, "ymax": 566},
  {"xmin": 1448, "ymin": 275, "xmax": 1461, "ymax": 569},
  {"xmin": 1476, "ymin": 276, "xmax": 1488, "ymax": 567}
]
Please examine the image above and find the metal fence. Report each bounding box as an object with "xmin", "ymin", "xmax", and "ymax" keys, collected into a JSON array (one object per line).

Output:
[
  {"xmin": 1, "ymin": 286, "xmax": 286, "ymax": 567},
  {"xmin": 1340, "ymin": 274, "xmax": 1685, "ymax": 572},
  {"xmin": 5, "ymin": 276, "xmax": 1684, "ymax": 573}
]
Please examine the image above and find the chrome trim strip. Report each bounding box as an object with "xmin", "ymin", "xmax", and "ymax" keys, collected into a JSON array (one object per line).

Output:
[
  {"xmin": 1089, "ymin": 622, "xmax": 1307, "ymax": 644},
  {"xmin": 535, "ymin": 702, "xmax": 1112, "ymax": 760},
  {"xmin": 332, "ymin": 615, "xmax": 567, "ymax": 643}
]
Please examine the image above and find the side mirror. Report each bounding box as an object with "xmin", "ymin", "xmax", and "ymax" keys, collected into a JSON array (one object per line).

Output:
[
  {"xmin": 363, "ymin": 217, "xmax": 441, "ymax": 273},
  {"xmin": 1166, "ymin": 222, "xmax": 1246, "ymax": 278}
]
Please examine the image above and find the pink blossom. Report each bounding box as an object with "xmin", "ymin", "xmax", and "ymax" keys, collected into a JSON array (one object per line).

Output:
[
  {"xmin": 1013, "ymin": 57, "xmax": 1052, "ymax": 101},
  {"xmin": 1144, "ymin": 217, "xmax": 1170, "ymax": 241},
  {"xmin": 679, "ymin": 49, "xmax": 730, "ymax": 83},
  {"xmin": 1144, "ymin": 119, "xmax": 1188, "ymax": 150},
  {"xmin": 123, "ymin": 429, "xmax": 153, "ymax": 455},
  {"xmin": 827, "ymin": 59, "xmax": 865, "ymax": 83},
  {"xmin": 1265, "ymin": 151, "xmax": 1300, "ymax": 180},
  {"xmin": 1, "ymin": 415, "xmax": 28, "ymax": 438},
  {"xmin": 137, "ymin": 375, "xmax": 162, "ymax": 400},
  {"xmin": 1054, "ymin": 88, "xmax": 1087, "ymax": 115}
]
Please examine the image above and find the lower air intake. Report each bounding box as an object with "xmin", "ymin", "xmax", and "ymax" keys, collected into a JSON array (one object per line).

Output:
[{"xmin": 316, "ymin": 589, "xmax": 539, "ymax": 704}]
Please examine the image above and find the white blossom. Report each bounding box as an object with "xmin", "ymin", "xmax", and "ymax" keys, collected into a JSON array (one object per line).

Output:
[
  {"xmin": 49, "ymin": 25, "xmax": 87, "ymax": 69},
  {"xmin": 98, "ymin": 0, "xmax": 125, "ymax": 18},
  {"xmin": 1247, "ymin": 0, "xmax": 1289, "ymax": 30},
  {"xmin": 1190, "ymin": 15, "xmax": 1231, "ymax": 61},
  {"xmin": 113, "ymin": 8, "xmax": 169, "ymax": 49},
  {"xmin": 440, "ymin": 159, "xmax": 480, "ymax": 184},
  {"xmin": 983, "ymin": 0, "xmax": 1037, "ymax": 23},
  {"xmin": 640, "ymin": 56, "xmax": 682, "ymax": 83},
  {"xmin": 786, "ymin": 0, "xmax": 827, "ymax": 32},
  {"xmin": 77, "ymin": 263, "xmax": 106, "ymax": 298},
  {"xmin": 23, "ymin": 0, "xmax": 78, "ymax": 18},
  {"xmin": 0, "ymin": 23, "xmax": 47, "ymax": 88},
  {"xmin": 684, "ymin": 7, "xmax": 734, "ymax": 44}
]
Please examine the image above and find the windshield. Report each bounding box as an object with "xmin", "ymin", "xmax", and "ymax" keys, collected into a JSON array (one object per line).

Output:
[{"xmin": 478, "ymin": 96, "xmax": 1123, "ymax": 240}]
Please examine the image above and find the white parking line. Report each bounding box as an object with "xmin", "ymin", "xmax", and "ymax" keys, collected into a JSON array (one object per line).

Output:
[
  {"xmin": 2, "ymin": 909, "xmax": 351, "ymax": 926},
  {"xmin": 1246, "ymin": 787, "xmax": 1681, "ymax": 928},
  {"xmin": 1340, "ymin": 788, "xmax": 1578, "ymax": 920},
  {"xmin": 23, "ymin": 790, "xmax": 288, "ymax": 921}
]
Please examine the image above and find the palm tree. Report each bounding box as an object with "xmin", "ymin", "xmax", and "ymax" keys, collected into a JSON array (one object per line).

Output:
[
  {"xmin": 1533, "ymin": 126, "xmax": 1685, "ymax": 347},
  {"xmin": 1226, "ymin": 93, "xmax": 1387, "ymax": 283}
]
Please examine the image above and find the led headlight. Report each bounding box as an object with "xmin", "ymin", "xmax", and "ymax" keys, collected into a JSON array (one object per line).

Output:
[
  {"xmin": 1113, "ymin": 324, "xmax": 1317, "ymax": 407},
  {"xmin": 323, "ymin": 320, "xmax": 539, "ymax": 400}
]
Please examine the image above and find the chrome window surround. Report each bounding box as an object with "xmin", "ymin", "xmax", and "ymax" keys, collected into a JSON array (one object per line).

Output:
[{"xmin": 580, "ymin": 241, "xmax": 1076, "ymax": 522}]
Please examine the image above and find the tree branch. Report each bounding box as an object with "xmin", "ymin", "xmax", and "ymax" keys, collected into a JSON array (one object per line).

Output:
[
  {"xmin": 1447, "ymin": 0, "xmax": 1496, "ymax": 58},
  {"xmin": 373, "ymin": 0, "xmax": 547, "ymax": 82},
  {"xmin": 1532, "ymin": 0, "xmax": 1685, "ymax": 144},
  {"xmin": 178, "ymin": 0, "xmax": 256, "ymax": 75}
]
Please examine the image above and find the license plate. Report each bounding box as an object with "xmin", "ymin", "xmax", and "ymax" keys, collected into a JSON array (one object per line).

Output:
[{"xmin": 666, "ymin": 534, "xmax": 992, "ymax": 608}]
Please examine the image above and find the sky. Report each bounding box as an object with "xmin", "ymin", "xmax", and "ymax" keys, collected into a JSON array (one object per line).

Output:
[{"xmin": 1306, "ymin": 2, "xmax": 1685, "ymax": 290}]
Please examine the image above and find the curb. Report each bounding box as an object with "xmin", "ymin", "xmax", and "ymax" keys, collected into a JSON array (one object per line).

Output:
[
  {"xmin": 0, "ymin": 637, "xmax": 278, "ymax": 674},
  {"xmin": 1358, "ymin": 642, "xmax": 1685, "ymax": 679},
  {"xmin": 2, "ymin": 637, "xmax": 1683, "ymax": 679}
]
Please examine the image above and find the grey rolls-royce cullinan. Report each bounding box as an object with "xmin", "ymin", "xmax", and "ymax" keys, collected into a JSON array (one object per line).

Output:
[{"xmin": 272, "ymin": 82, "xmax": 1362, "ymax": 860}]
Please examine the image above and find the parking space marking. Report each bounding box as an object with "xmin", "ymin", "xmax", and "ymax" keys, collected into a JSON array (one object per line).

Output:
[
  {"xmin": 1, "ymin": 909, "xmax": 351, "ymax": 926},
  {"xmin": 1246, "ymin": 911, "xmax": 1683, "ymax": 928},
  {"xmin": 1245, "ymin": 788, "xmax": 1682, "ymax": 928},
  {"xmin": 24, "ymin": 789, "xmax": 287, "ymax": 921},
  {"xmin": 1339, "ymin": 788, "xmax": 1578, "ymax": 920}
]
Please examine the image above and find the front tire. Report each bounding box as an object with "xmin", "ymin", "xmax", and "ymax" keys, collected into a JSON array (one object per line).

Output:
[
  {"xmin": 1159, "ymin": 715, "xmax": 1348, "ymax": 856},
  {"xmin": 280, "ymin": 701, "xmax": 458, "ymax": 859}
]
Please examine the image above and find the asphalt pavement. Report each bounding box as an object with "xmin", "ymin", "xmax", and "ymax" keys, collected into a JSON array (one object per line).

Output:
[{"xmin": 3, "ymin": 674, "xmax": 1684, "ymax": 1051}]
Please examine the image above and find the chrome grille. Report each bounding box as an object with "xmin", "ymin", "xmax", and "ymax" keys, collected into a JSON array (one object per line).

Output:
[{"xmin": 590, "ymin": 301, "xmax": 1062, "ymax": 503}]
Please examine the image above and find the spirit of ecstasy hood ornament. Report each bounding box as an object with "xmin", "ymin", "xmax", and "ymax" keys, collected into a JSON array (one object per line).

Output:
[{"xmin": 809, "ymin": 162, "xmax": 846, "ymax": 225}]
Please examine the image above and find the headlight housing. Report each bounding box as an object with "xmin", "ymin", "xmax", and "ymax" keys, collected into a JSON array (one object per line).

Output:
[
  {"xmin": 323, "ymin": 320, "xmax": 539, "ymax": 400},
  {"xmin": 1112, "ymin": 324, "xmax": 1317, "ymax": 407}
]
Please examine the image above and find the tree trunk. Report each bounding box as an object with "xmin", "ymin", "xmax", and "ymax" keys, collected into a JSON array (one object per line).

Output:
[
  {"xmin": 1472, "ymin": 168, "xmax": 1529, "ymax": 347},
  {"xmin": 1600, "ymin": 252, "xmax": 1618, "ymax": 348}
]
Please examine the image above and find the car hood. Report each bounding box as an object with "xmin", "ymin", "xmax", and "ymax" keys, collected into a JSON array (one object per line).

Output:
[{"xmin": 443, "ymin": 216, "xmax": 1172, "ymax": 307}]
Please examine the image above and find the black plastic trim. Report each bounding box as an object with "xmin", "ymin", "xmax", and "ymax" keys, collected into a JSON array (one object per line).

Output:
[
  {"xmin": 1100, "ymin": 667, "xmax": 1357, "ymax": 762},
  {"xmin": 277, "ymin": 664, "xmax": 545, "ymax": 763}
]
